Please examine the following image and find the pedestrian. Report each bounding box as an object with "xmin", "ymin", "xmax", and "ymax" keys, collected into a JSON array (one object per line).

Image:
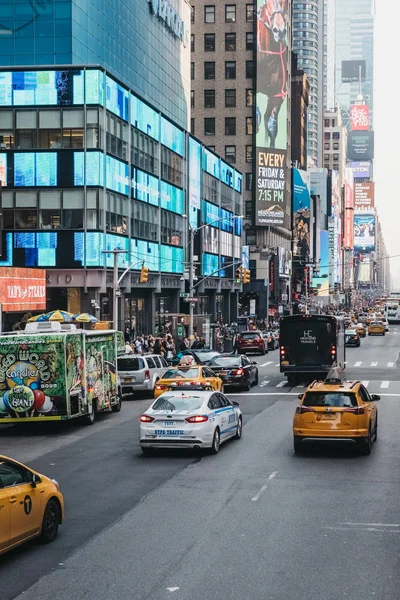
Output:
[{"xmin": 179, "ymin": 337, "xmax": 190, "ymax": 352}]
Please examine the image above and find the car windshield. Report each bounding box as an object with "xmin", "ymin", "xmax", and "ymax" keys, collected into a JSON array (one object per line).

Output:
[
  {"xmin": 117, "ymin": 357, "xmax": 144, "ymax": 371},
  {"xmin": 240, "ymin": 333, "xmax": 260, "ymax": 339},
  {"xmin": 370, "ymin": 322, "xmax": 381, "ymax": 326},
  {"xmin": 303, "ymin": 392, "xmax": 358, "ymax": 408},
  {"xmin": 210, "ymin": 356, "xmax": 241, "ymax": 368},
  {"xmin": 152, "ymin": 396, "xmax": 204, "ymax": 411},
  {"xmin": 192, "ymin": 351, "xmax": 219, "ymax": 362},
  {"xmin": 163, "ymin": 367, "xmax": 200, "ymax": 379},
  {"xmin": 345, "ymin": 330, "xmax": 356, "ymax": 335}
]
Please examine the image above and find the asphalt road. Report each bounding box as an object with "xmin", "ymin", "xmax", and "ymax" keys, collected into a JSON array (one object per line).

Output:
[{"xmin": 1, "ymin": 326, "xmax": 400, "ymax": 599}]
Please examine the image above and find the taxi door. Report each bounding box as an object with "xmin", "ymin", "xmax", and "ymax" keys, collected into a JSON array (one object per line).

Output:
[
  {"xmin": 0, "ymin": 487, "xmax": 10, "ymax": 552},
  {"xmin": 203, "ymin": 367, "xmax": 222, "ymax": 391},
  {"xmin": 1, "ymin": 461, "xmax": 43, "ymax": 546}
]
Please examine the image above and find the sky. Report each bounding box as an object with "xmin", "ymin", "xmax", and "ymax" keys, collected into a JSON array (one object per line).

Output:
[{"xmin": 374, "ymin": 0, "xmax": 400, "ymax": 288}]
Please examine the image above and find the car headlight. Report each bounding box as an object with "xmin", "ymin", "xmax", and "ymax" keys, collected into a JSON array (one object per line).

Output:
[{"xmin": 51, "ymin": 479, "xmax": 60, "ymax": 490}]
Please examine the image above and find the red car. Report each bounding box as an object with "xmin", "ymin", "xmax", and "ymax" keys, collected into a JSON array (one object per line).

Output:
[{"xmin": 235, "ymin": 331, "xmax": 267, "ymax": 355}]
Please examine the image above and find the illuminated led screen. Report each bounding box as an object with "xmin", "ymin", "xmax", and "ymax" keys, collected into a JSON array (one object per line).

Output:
[
  {"xmin": 131, "ymin": 239, "xmax": 160, "ymax": 271},
  {"xmin": 134, "ymin": 170, "xmax": 159, "ymax": 206},
  {"xmin": 202, "ymin": 253, "xmax": 219, "ymax": 277},
  {"xmin": 106, "ymin": 155, "xmax": 129, "ymax": 196},
  {"xmin": 203, "ymin": 149, "xmax": 220, "ymax": 179},
  {"xmin": 160, "ymin": 245, "xmax": 184, "ymax": 273},
  {"xmin": 86, "ymin": 70, "xmax": 104, "ymax": 105},
  {"xmin": 106, "ymin": 76, "xmax": 129, "ymax": 122},
  {"xmin": 0, "ymin": 232, "xmax": 57, "ymax": 267},
  {"xmin": 220, "ymin": 161, "xmax": 234, "ymax": 188},
  {"xmin": 160, "ymin": 117, "xmax": 185, "ymax": 157},
  {"xmin": 74, "ymin": 152, "xmax": 104, "ymax": 186},
  {"xmin": 160, "ymin": 181, "xmax": 184, "ymax": 215},
  {"xmin": 14, "ymin": 152, "xmax": 57, "ymax": 187},
  {"xmin": 131, "ymin": 95, "xmax": 160, "ymax": 141},
  {"xmin": 0, "ymin": 70, "xmax": 86, "ymax": 106},
  {"xmin": 0, "ymin": 153, "xmax": 7, "ymax": 186},
  {"xmin": 234, "ymin": 172, "xmax": 242, "ymax": 193}
]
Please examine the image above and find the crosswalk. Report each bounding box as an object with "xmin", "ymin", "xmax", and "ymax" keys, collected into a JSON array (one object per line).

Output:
[
  {"xmin": 258, "ymin": 377, "xmax": 400, "ymax": 390},
  {"xmin": 345, "ymin": 361, "xmax": 397, "ymax": 368}
]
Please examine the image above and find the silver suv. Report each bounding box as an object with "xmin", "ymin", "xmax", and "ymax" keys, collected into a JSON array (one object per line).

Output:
[{"xmin": 117, "ymin": 354, "xmax": 168, "ymax": 397}]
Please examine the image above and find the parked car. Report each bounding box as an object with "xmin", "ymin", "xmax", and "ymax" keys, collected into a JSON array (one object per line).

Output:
[
  {"xmin": 117, "ymin": 354, "xmax": 169, "ymax": 397},
  {"xmin": 209, "ymin": 353, "xmax": 259, "ymax": 390},
  {"xmin": 235, "ymin": 331, "xmax": 267, "ymax": 355}
]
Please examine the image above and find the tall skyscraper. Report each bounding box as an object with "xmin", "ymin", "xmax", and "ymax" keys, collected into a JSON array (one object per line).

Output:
[
  {"xmin": 293, "ymin": 0, "xmax": 325, "ymax": 166},
  {"xmin": 324, "ymin": 0, "xmax": 335, "ymax": 111},
  {"xmin": 335, "ymin": 0, "xmax": 374, "ymax": 126}
]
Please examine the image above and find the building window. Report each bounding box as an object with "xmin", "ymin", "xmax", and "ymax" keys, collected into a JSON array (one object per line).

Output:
[
  {"xmin": 246, "ymin": 145, "xmax": 253, "ymax": 162},
  {"xmin": 246, "ymin": 89, "xmax": 254, "ymax": 106},
  {"xmin": 246, "ymin": 60, "xmax": 254, "ymax": 79},
  {"xmin": 333, "ymin": 164, "xmax": 339, "ymax": 171},
  {"xmin": 204, "ymin": 5, "xmax": 215, "ymax": 23},
  {"xmin": 332, "ymin": 120, "xmax": 336, "ymax": 127},
  {"xmin": 191, "ymin": 34, "xmax": 195, "ymax": 52},
  {"xmin": 245, "ymin": 201, "xmax": 253, "ymax": 218},
  {"xmin": 332, "ymin": 132, "xmax": 340, "ymax": 139},
  {"xmin": 191, "ymin": 90, "xmax": 195, "ymax": 108},
  {"xmin": 333, "ymin": 143, "xmax": 339, "ymax": 150},
  {"xmin": 246, "ymin": 116, "xmax": 253, "ymax": 135},
  {"xmin": 225, "ymin": 117, "xmax": 236, "ymax": 135},
  {"xmin": 225, "ymin": 89, "xmax": 236, "ymax": 107},
  {"xmin": 225, "ymin": 145, "xmax": 236, "ymax": 163},
  {"xmin": 225, "ymin": 32, "xmax": 236, "ymax": 51},
  {"xmin": 245, "ymin": 172, "xmax": 253, "ymax": 191},
  {"xmin": 191, "ymin": 118, "xmax": 195, "ymax": 135},
  {"xmin": 191, "ymin": 62, "xmax": 195, "ymax": 80},
  {"xmin": 324, "ymin": 132, "xmax": 331, "ymax": 139},
  {"xmin": 204, "ymin": 89, "xmax": 216, "ymax": 108},
  {"xmin": 225, "ymin": 4, "xmax": 236, "ymax": 22},
  {"xmin": 191, "ymin": 6, "xmax": 195, "ymax": 23},
  {"xmin": 324, "ymin": 154, "xmax": 330, "ymax": 161},
  {"xmin": 246, "ymin": 32, "xmax": 254, "ymax": 51},
  {"xmin": 204, "ymin": 33, "xmax": 215, "ymax": 51},
  {"xmin": 324, "ymin": 142, "xmax": 330, "ymax": 150},
  {"xmin": 208, "ymin": 145, "xmax": 215, "ymax": 152},
  {"xmin": 204, "ymin": 61, "xmax": 215, "ymax": 79},
  {"xmin": 225, "ymin": 61, "xmax": 236, "ymax": 79},
  {"xmin": 324, "ymin": 118, "xmax": 330, "ymax": 127},
  {"xmin": 204, "ymin": 118, "xmax": 215, "ymax": 136},
  {"xmin": 333, "ymin": 154, "xmax": 339, "ymax": 161},
  {"xmin": 246, "ymin": 4, "xmax": 255, "ymax": 21},
  {"xmin": 246, "ymin": 229, "xmax": 256, "ymax": 245}
]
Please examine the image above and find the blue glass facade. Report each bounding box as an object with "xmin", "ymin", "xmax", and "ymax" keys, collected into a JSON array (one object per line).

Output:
[{"xmin": 0, "ymin": 0, "xmax": 190, "ymax": 129}]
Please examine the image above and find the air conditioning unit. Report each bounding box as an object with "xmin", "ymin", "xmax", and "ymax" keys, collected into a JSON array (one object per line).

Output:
[
  {"xmin": 60, "ymin": 324, "xmax": 77, "ymax": 331},
  {"xmin": 25, "ymin": 322, "xmax": 62, "ymax": 333}
]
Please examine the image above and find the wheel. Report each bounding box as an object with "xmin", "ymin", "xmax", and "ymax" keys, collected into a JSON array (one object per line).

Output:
[
  {"xmin": 288, "ymin": 375, "xmax": 297, "ymax": 387},
  {"xmin": 260, "ymin": 349, "xmax": 266, "ymax": 355},
  {"xmin": 374, "ymin": 418, "xmax": 378, "ymax": 442},
  {"xmin": 111, "ymin": 395, "xmax": 122, "ymax": 412},
  {"xmin": 84, "ymin": 401, "xmax": 95, "ymax": 425},
  {"xmin": 243, "ymin": 377, "xmax": 251, "ymax": 392},
  {"xmin": 234, "ymin": 416, "xmax": 243, "ymax": 440},
  {"xmin": 40, "ymin": 499, "xmax": 60, "ymax": 543},
  {"xmin": 141, "ymin": 446, "xmax": 153, "ymax": 455},
  {"xmin": 358, "ymin": 427, "xmax": 372, "ymax": 456},
  {"xmin": 293, "ymin": 437, "xmax": 304, "ymax": 454},
  {"xmin": 253, "ymin": 371, "xmax": 259, "ymax": 386},
  {"xmin": 209, "ymin": 428, "xmax": 220, "ymax": 454},
  {"xmin": 356, "ymin": 341, "xmax": 360, "ymax": 347}
]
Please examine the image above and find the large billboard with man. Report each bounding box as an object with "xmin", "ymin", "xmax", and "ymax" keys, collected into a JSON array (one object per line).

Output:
[
  {"xmin": 354, "ymin": 213, "xmax": 375, "ymax": 252},
  {"xmin": 255, "ymin": 0, "xmax": 290, "ymax": 226}
]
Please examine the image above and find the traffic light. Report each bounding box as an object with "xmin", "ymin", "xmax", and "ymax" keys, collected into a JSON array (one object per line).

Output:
[
  {"xmin": 140, "ymin": 265, "xmax": 149, "ymax": 283},
  {"xmin": 236, "ymin": 267, "xmax": 243, "ymax": 282},
  {"xmin": 242, "ymin": 269, "xmax": 251, "ymax": 284}
]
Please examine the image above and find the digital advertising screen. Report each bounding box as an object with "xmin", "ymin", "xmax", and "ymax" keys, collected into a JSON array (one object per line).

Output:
[
  {"xmin": 134, "ymin": 170, "xmax": 159, "ymax": 206},
  {"xmin": 351, "ymin": 161, "xmax": 372, "ymax": 179},
  {"xmin": 0, "ymin": 153, "xmax": 7, "ymax": 186},
  {"xmin": 106, "ymin": 155, "xmax": 130, "ymax": 196},
  {"xmin": 341, "ymin": 60, "xmax": 366, "ymax": 83},
  {"xmin": 160, "ymin": 245, "xmax": 184, "ymax": 274},
  {"xmin": 0, "ymin": 70, "xmax": 87, "ymax": 107},
  {"xmin": 14, "ymin": 152, "xmax": 57, "ymax": 187},
  {"xmin": 203, "ymin": 149, "xmax": 220, "ymax": 179},
  {"xmin": 255, "ymin": 0, "xmax": 289, "ymax": 225},
  {"xmin": 347, "ymin": 131, "xmax": 374, "ymax": 161},
  {"xmin": 350, "ymin": 104, "xmax": 369, "ymax": 131},
  {"xmin": 160, "ymin": 181, "xmax": 185, "ymax": 215},
  {"xmin": 188, "ymin": 137, "xmax": 201, "ymax": 230},
  {"xmin": 354, "ymin": 182, "xmax": 375, "ymax": 211},
  {"xmin": 85, "ymin": 69, "xmax": 104, "ymax": 106},
  {"xmin": 220, "ymin": 161, "xmax": 234, "ymax": 188},
  {"xmin": 74, "ymin": 152, "xmax": 104, "ymax": 187},
  {"xmin": 293, "ymin": 169, "xmax": 311, "ymax": 259},
  {"xmin": 105, "ymin": 75, "xmax": 129, "ymax": 122},
  {"xmin": 160, "ymin": 117, "xmax": 185, "ymax": 157},
  {"xmin": 131, "ymin": 94, "xmax": 160, "ymax": 141},
  {"xmin": 234, "ymin": 172, "xmax": 242, "ymax": 194},
  {"xmin": 354, "ymin": 213, "xmax": 375, "ymax": 252},
  {"xmin": 202, "ymin": 253, "xmax": 219, "ymax": 277},
  {"xmin": 132, "ymin": 239, "xmax": 159, "ymax": 272}
]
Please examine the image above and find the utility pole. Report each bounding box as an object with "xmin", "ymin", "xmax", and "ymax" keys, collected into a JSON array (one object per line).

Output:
[
  {"xmin": 188, "ymin": 229, "xmax": 195, "ymax": 339},
  {"xmin": 102, "ymin": 249, "xmax": 129, "ymax": 330}
]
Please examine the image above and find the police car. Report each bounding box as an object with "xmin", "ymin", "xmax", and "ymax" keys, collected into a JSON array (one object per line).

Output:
[{"xmin": 139, "ymin": 385, "xmax": 242, "ymax": 454}]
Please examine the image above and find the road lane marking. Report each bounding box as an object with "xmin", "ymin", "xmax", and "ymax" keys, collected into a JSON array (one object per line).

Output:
[
  {"xmin": 226, "ymin": 392, "xmax": 400, "ymax": 397},
  {"xmin": 268, "ymin": 471, "xmax": 278, "ymax": 480},
  {"xmin": 323, "ymin": 526, "xmax": 399, "ymax": 533},
  {"xmin": 362, "ymin": 381, "xmax": 369, "ymax": 387},
  {"xmin": 381, "ymin": 381, "xmax": 390, "ymax": 388},
  {"xmin": 341, "ymin": 522, "xmax": 400, "ymax": 527},
  {"xmin": 260, "ymin": 361, "xmax": 273, "ymax": 367},
  {"xmin": 251, "ymin": 484, "xmax": 268, "ymax": 502},
  {"xmin": 275, "ymin": 363, "xmax": 280, "ymax": 367},
  {"xmin": 387, "ymin": 362, "xmax": 394, "ymax": 367},
  {"xmin": 276, "ymin": 380, "xmax": 287, "ymax": 388},
  {"xmin": 354, "ymin": 361, "xmax": 362, "ymax": 367},
  {"xmin": 371, "ymin": 362, "xmax": 378, "ymax": 366}
]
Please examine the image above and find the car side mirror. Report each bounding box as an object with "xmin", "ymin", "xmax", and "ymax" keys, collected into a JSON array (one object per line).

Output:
[
  {"xmin": 298, "ymin": 394, "xmax": 303, "ymax": 400},
  {"xmin": 232, "ymin": 401, "xmax": 239, "ymax": 406},
  {"xmin": 371, "ymin": 394, "xmax": 381, "ymax": 401},
  {"xmin": 31, "ymin": 473, "xmax": 41, "ymax": 488},
  {"xmin": 252, "ymin": 361, "xmax": 257, "ymax": 365}
]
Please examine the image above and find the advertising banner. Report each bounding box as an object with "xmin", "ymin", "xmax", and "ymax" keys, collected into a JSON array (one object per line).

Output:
[
  {"xmin": 188, "ymin": 137, "xmax": 201, "ymax": 230},
  {"xmin": 354, "ymin": 213, "xmax": 375, "ymax": 252},
  {"xmin": 312, "ymin": 230, "xmax": 329, "ymax": 297},
  {"xmin": 255, "ymin": 0, "xmax": 290, "ymax": 226},
  {"xmin": 241, "ymin": 245, "xmax": 250, "ymax": 270},
  {"xmin": 350, "ymin": 104, "xmax": 369, "ymax": 131},
  {"xmin": 278, "ymin": 248, "xmax": 290, "ymax": 278},
  {"xmin": 354, "ymin": 182, "xmax": 375, "ymax": 210},
  {"xmin": 341, "ymin": 60, "xmax": 366, "ymax": 83},
  {"xmin": 347, "ymin": 131, "xmax": 374, "ymax": 161},
  {"xmin": 0, "ymin": 267, "xmax": 46, "ymax": 312},
  {"xmin": 358, "ymin": 256, "xmax": 371, "ymax": 283},
  {"xmin": 293, "ymin": 168, "xmax": 310, "ymax": 258},
  {"xmin": 351, "ymin": 161, "xmax": 372, "ymax": 179},
  {"xmin": 343, "ymin": 168, "xmax": 354, "ymax": 249},
  {"xmin": 328, "ymin": 217, "xmax": 335, "ymax": 288},
  {"xmin": 331, "ymin": 170, "xmax": 340, "ymax": 215}
]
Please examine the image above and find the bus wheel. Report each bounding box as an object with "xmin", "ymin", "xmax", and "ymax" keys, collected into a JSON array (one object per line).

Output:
[
  {"xmin": 288, "ymin": 375, "xmax": 297, "ymax": 387},
  {"xmin": 84, "ymin": 401, "xmax": 96, "ymax": 425}
]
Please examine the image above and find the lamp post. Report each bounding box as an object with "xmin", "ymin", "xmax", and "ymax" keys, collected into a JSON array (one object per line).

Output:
[
  {"xmin": 184, "ymin": 214, "xmax": 243, "ymax": 340},
  {"xmin": 102, "ymin": 249, "xmax": 129, "ymax": 330}
]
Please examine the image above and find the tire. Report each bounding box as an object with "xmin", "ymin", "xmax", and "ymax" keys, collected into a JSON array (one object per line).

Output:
[
  {"xmin": 374, "ymin": 418, "xmax": 378, "ymax": 442},
  {"xmin": 293, "ymin": 437, "xmax": 304, "ymax": 454},
  {"xmin": 243, "ymin": 377, "xmax": 251, "ymax": 392},
  {"xmin": 288, "ymin": 375, "xmax": 297, "ymax": 387},
  {"xmin": 253, "ymin": 371, "xmax": 259, "ymax": 386},
  {"xmin": 356, "ymin": 342, "xmax": 360, "ymax": 347},
  {"xmin": 40, "ymin": 499, "xmax": 60, "ymax": 543},
  {"xmin": 234, "ymin": 416, "xmax": 243, "ymax": 440},
  {"xmin": 261, "ymin": 349, "xmax": 266, "ymax": 355},
  {"xmin": 111, "ymin": 395, "xmax": 122, "ymax": 412},
  {"xmin": 209, "ymin": 428, "xmax": 220, "ymax": 454},
  {"xmin": 358, "ymin": 427, "xmax": 372, "ymax": 456},
  {"xmin": 84, "ymin": 401, "xmax": 95, "ymax": 425}
]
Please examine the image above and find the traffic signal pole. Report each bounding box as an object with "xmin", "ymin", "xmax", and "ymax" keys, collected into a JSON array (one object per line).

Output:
[{"xmin": 188, "ymin": 229, "xmax": 195, "ymax": 339}]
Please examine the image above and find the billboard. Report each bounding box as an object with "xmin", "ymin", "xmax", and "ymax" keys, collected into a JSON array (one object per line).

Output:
[
  {"xmin": 312, "ymin": 230, "xmax": 329, "ymax": 297},
  {"xmin": 188, "ymin": 137, "xmax": 201, "ymax": 230},
  {"xmin": 354, "ymin": 213, "xmax": 375, "ymax": 252},
  {"xmin": 350, "ymin": 104, "xmax": 369, "ymax": 131},
  {"xmin": 241, "ymin": 246, "xmax": 250, "ymax": 270},
  {"xmin": 0, "ymin": 267, "xmax": 46, "ymax": 312},
  {"xmin": 341, "ymin": 60, "xmax": 366, "ymax": 83},
  {"xmin": 354, "ymin": 182, "xmax": 375, "ymax": 210},
  {"xmin": 351, "ymin": 161, "xmax": 372, "ymax": 179},
  {"xmin": 347, "ymin": 131, "xmax": 374, "ymax": 161},
  {"xmin": 343, "ymin": 168, "xmax": 354, "ymax": 249},
  {"xmin": 255, "ymin": 0, "xmax": 290, "ymax": 226},
  {"xmin": 358, "ymin": 256, "xmax": 371, "ymax": 283},
  {"xmin": 293, "ymin": 169, "xmax": 310, "ymax": 259}
]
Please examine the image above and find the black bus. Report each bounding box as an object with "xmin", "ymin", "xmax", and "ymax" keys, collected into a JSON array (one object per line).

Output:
[{"xmin": 279, "ymin": 315, "xmax": 345, "ymax": 385}]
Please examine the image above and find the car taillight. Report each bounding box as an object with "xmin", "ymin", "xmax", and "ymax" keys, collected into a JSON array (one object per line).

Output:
[
  {"xmin": 140, "ymin": 414, "xmax": 155, "ymax": 422},
  {"xmin": 155, "ymin": 384, "xmax": 165, "ymax": 390},
  {"xmin": 232, "ymin": 368, "xmax": 244, "ymax": 375},
  {"xmin": 280, "ymin": 346, "xmax": 285, "ymax": 356},
  {"xmin": 144, "ymin": 369, "xmax": 150, "ymax": 380},
  {"xmin": 344, "ymin": 406, "xmax": 365, "ymax": 415},
  {"xmin": 295, "ymin": 405, "xmax": 314, "ymax": 414},
  {"xmin": 185, "ymin": 415, "xmax": 209, "ymax": 423},
  {"xmin": 331, "ymin": 345, "xmax": 336, "ymax": 355}
]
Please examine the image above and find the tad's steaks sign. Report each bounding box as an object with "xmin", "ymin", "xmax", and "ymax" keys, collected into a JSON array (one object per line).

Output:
[{"xmin": 0, "ymin": 268, "xmax": 46, "ymax": 312}]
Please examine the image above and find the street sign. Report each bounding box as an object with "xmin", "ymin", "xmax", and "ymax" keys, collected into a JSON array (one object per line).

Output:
[
  {"xmin": 281, "ymin": 293, "xmax": 288, "ymax": 301},
  {"xmin": 180, "ymin": 292, "xmax": 189, "ymax": 297},
  {"xmin": 184, "ymin": 297, "xmax": 200, "ymax": 303}
]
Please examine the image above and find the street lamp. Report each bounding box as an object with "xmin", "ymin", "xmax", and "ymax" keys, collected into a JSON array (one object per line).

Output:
[
  {"xmin": 102, "ymin": 249, "xmax": 129, "ymax": 330},
  {"xmin": 183, "ymin": 214, "xmax": 243, "ymax": 339}
]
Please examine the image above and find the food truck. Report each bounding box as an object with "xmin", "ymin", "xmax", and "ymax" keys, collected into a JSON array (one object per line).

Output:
[{"xmin": 0, "ymin": 322, "xmax": 124, "ymax": 425}]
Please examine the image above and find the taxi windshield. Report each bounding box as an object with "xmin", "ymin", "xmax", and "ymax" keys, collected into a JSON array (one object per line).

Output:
[
  {"xmin": 163, "ymin": 367, "xmax": 200, "ymax": 379},
  {"xmin": 303, "ymin": 392, "xmax": 358, "ymax": 408}
]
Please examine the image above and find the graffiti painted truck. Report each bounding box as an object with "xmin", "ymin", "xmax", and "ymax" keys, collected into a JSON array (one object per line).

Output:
[{"xmin": 0, "ymin": 322, "xmax": 124, "ymax": 425}]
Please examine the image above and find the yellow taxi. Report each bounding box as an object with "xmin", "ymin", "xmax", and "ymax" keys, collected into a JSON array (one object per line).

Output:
[
  {"xmin": 368, "ymin": 321, "xmax": 385, "ymax": 336},
  {"xmin": 154, "ymin": 364, "xmax": 223, "ymax": 398},
  {"xmin": 293, "ymin": 376, "xmax": 380, "ymax": 455},
  {"xmin": 0, "ymin": 455, "xmax": 64, "ymax": 556}
]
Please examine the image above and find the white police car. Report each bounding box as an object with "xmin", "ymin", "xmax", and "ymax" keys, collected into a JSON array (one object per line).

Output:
[{"xmin": 139, "ymin": 386, "xmax": 242, "ymax": 454}]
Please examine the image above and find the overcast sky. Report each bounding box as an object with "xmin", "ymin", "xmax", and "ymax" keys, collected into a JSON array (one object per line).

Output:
[{"xmin": 374, "ymin": 0, "xmax": 400, "ymax": 289}]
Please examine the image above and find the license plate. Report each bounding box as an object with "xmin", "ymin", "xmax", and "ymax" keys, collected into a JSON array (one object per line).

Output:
[
  {"xmin": 320, "ymin": 413, "xmax": 336, "ymax": 420},
  {"xmin": 163, "ymin": 421, "xmax": 177, "ymax": 427},
  {"xmin": 281, "ymin": 360, "xmax": 289, "ymax": 366},
  {"xmin": 155, "ymin": 430, "xmax": 184, "ymax": 436},
  {"xmin": 124, "ymin": 377, "xmax": 134, "ymax": 382}
]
